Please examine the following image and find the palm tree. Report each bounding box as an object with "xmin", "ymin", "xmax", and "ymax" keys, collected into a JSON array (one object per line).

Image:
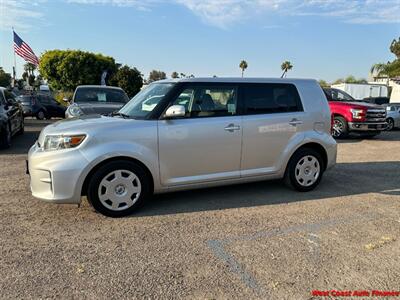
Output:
[
  {"xmin": 24, "ymin": 62, "xmax": 36, "ymax": 76},
  {"xmin": 281, "ymin": 61, "xmax": 293, "ymax": 78},
  {"xmin": 239, "ymin": 60, "xmax": 248, "ymax": 77},
  {"xmin": 370, "ymin": 63, "xmax": 390, "ymax": 85}
]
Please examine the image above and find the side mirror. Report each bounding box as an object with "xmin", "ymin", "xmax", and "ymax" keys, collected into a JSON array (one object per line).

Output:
[
  {"xmin": 164, "ymin": 105, "xmax": 186, "ymax": 119},
  {"xmin": 63, "ymin": 97, "xmax": 70, "ymax": 103}
]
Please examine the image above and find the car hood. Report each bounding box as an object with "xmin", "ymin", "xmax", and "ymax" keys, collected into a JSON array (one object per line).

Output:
[
  {"xmin": 330, "ymin": 101, "xmax": 384, "ymax": 109},
  {"xmin": 74, "ymin": 102, "xmax": 125, "ymax": 115},
  {"xmin": 38, "ymin": 115, "xmax": 147, "ymax": 146}
]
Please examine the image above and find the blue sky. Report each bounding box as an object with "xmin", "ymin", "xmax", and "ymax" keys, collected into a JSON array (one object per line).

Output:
[{"xmin": 0, "ymin": 0, "xmax": 399, "ymax": 82}]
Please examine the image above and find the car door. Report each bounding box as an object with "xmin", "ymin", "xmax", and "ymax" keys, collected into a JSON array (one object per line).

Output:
[
  {"xmin": 3, "ymin": 91, "xmax": 20, "ymax": 134},
  {"xmin": 158, "ymin": 83, "xmax": 242, "ymax": 186},
  {"xmin": 48, "ymin": 97, "xmax": 64, "ymax": 117},
  {"xmin": 39, "ymin": 95, "xmax": 52, "ymax": 115},
  {"xmin": 240, "ymin": 83, "xmax": 305, "ymax": 176}
]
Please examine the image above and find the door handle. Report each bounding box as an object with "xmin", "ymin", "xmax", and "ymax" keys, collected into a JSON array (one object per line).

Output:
[
  {"xmin": 289, "ymin": 119, "xmax": 303, "ymax": 126},
  {"xmin": 224, "ymin": 123, "xmax": 241, "ymax": 132}
]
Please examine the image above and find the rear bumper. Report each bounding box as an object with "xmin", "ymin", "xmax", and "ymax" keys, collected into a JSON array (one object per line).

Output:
[{"xmin": 348, "ymin": 122, "xmax": 387, "ymax": 131}]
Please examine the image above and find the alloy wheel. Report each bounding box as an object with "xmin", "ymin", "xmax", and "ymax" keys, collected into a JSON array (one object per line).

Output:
[
  {"xmin": 332, "ymin": 119, "xmax": 343, "ymax": 137},
  {"xmin": 386, "ymin": 119, "xmax": 394, "ymax": 131}
]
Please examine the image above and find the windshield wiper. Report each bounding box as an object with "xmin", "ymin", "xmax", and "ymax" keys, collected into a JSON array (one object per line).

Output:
[{"xmin": 109, "ymin": 111, "xmax": 131, "ymax": 119}]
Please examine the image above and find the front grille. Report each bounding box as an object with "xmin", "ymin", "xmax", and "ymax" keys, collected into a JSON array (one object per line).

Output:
[{"xmin": 366, "ymin": 109, "xmax": 386, "ymax": 122}]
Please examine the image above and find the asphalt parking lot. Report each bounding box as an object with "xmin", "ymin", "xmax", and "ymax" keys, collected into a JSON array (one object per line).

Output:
[{"xmin": 1, "ymin": 119, "xmax": 399, "ymax": 299}]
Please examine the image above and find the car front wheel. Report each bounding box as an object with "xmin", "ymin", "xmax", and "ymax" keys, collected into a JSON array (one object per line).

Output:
[
  {"xmin": 386, "ymin": 118, "xmax": 394, "ymax": 131},
  {"xmin": 284, "ymin": 148, "xmax": 324, "ymax": 192},
  {"xmin": 87, "ymin": 160, "xmax": 151, "ymax": 217},
  {"xmin": 332, "ymin": 116, "xmax": 348, "ymax": 138}
]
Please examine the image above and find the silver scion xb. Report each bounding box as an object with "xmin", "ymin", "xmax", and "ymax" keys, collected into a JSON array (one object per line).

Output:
[{"xmin": 28, "ymin": 78, "xmax": 337, "ymax": 217}]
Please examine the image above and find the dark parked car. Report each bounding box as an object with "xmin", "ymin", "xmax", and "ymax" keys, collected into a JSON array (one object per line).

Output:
[
  {"xmin": 0, "ymin": 87, "xmax": 24, "ymax": 148},
  {"xmin": 17, "ymin": 94, "xmax": 66, "ymax": 120},
  {"xmin": 65, "ymin": 85, "xmax": 129, "ymax": 118}
]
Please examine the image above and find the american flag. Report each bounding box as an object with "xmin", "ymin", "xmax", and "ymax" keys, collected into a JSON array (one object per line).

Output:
[{"xmin": 13, "ymin": 31, "xmax": 40, "ymax": 66}]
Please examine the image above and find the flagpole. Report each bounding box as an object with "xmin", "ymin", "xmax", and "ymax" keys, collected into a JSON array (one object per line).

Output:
[{"xmin": 12, "ymin": 27, "xmax": 17, "ymax": 87}]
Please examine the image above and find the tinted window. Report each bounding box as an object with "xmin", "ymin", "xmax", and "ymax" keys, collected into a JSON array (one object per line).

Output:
[
  {"xmin": 242, "ymin": 84, "xmax": 302, "ymax": 114},
  {"xmin": 324, "ymin": 88, "xmax": 354, "ymax": 102},
  {"xmin": 74, "ymin": 87, "xmax": 129, "ymax": 103},
  {"xmin": 17, "ymin": 95, "xmax": 33, "ymax": 104},
  {"xmin": 38, "ymin": 95, "xmax": 50, "ymax": 104},
  {"xmin": 4, "ymin": 91, "xmax": 16, "ymax": 103},
  {"xmin": 171, "ymin": 85, "xmax": 237, "ymax": 118},
  {"xmin": 0, "ymin": 91, "xmax": 4, "ymax": 105}
]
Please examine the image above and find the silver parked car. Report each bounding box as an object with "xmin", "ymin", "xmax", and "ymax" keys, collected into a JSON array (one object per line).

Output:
[
  {"xmin": 65, "ymin": 85, "xmax": 129, "ymax": 118},
  {"xmin": 385, "ymin": 103, "xmax": 400, "ymax": 131},
  {"xmin": 28, "ymin": 78, "xmax": 337, "ymax": 217}
]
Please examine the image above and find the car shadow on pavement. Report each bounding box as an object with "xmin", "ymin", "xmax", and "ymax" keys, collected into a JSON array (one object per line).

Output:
[
  {"xmin": 137, "ymin": 161, "xmax": 400, "ymax": 217},
  {"xmin": 336, "ymin": 130, "xmax": 400, "ymax": 143}
]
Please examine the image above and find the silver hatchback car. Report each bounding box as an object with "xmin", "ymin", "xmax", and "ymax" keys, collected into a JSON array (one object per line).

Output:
[{"xmin": 28, "ymin": 78, "xmax": 337, "ymax": 217}]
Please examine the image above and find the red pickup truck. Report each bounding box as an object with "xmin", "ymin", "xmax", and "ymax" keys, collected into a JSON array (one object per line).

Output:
[{"xmin": 323, "ymin": 88, "xmax": 387, "ymax": 138}]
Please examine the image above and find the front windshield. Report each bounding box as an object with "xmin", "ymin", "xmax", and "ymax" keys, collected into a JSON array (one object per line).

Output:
[{"xmin": 119, "ymin": 83, "xmax": 174, "ymax": 118}]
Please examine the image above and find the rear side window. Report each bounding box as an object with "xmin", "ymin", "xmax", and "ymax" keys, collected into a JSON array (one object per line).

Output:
[{"xmin": 242, "ymin": 83, "xmax": 303, "ymax": 115}]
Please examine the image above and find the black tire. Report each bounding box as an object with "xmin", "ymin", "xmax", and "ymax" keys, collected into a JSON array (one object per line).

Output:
[
  {"xmin": 0, "ymin": 123, "xmax": 12, "ymax": 149},
  {"xmin": 386, "ymin": 118, "xmax": 394, "ymax": 131},
  {"xmin": 36, "ymin": 110, "xmax": 45, "ymax": 120},
  {"xmin": 332, "ymin": 116, "xmax": 348, "ymax": 138},
  {"xmin": 87, "ymin": 160, "xmax": 152, "ymax": 217},
  {"xmin": 284, "ymin": 148, "xmax": 324, "ymax": 192}
]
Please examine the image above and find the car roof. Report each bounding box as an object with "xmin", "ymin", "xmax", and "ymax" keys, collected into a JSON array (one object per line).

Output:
[
  {"xmin": 75, "ymin": 85, "xmax": 124, "ymax": 91},
  {"xmin": 157, "ymin": 77, "xmax": 317, "ymax": 84}
]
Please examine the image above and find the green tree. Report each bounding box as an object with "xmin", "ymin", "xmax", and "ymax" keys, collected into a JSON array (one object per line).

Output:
[
  {"xmin": 239, "ymin": 60, "xmax": 248, "ymax": 77},
  {"xmin": 344, "ymin": 75, "xmax": 367, "ymax": 84},
  {"xmin": 171, "ymin": 71, "xmax": 179, "ymax": 79},
  {"xmin": 109, "ymin": 65, "xmax": 143, "ymax": 98},
  {"xmin": 371, "ymin": 37, "xmax": 400, "ymax": 80},
  {"xmin": 318, "ymin": 80, "xmax": 329, "ymax": 87},
  {"xmin": 281, "ymin": 61, "xmax": 293, "ymax": 78},
  {"xmin": 148, "ymin": 70, "xmax": 166, "ymax": 83},
  {"xmin": 0, "ymin": 68, "xmax": 12, "ymax": 87},
  {"xmin": 390, "ymin": 37, "xmax": 400, "ymax": 59},
  {"xmin": 39, "ymin": 49, "xmax": 117, "ymax": 91}
]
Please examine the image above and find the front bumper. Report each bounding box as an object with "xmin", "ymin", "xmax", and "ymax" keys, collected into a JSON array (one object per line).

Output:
[
  {"xmin": 28, "ymin": 142, "xmax": 89, "ymax": 204},
  {"xmin": 348, "ymin": 122, "xmax": 387, "ymax": 132}
]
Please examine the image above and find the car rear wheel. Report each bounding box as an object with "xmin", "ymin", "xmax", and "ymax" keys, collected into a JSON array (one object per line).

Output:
[
  {"xmin": 284, "ymin": 148, "xmax": 324, "ymax": 192},
  {"xmin": 0, "ymin": 124, "xmax": 12, "ymax": 149},
  {"xmin": 386, "ymin": 118, "xmax": 394, "ymax": 131},
  {"xmin": 36, "ymin": 110, "xmax": 45, "ymax": 120},
  {"xmin": 332, "ymin": 116, "xmax": 348, "ymax": 138},
  {"xmin": 87, "ymin": 160, "xmax": 151, "ymax": 217}
]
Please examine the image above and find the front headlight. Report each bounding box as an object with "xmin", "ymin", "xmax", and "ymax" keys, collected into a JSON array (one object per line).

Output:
[
  {"xmin": 67, "ymin": 105, "xmax": 83, "ymax": 117},
  {"xmin": 43, "ymin": 135, "xmax": 86, "ymax": 151},
  {"xmin": 350, "ymin": 108, "xmax": 366, "ymax": 120}
]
